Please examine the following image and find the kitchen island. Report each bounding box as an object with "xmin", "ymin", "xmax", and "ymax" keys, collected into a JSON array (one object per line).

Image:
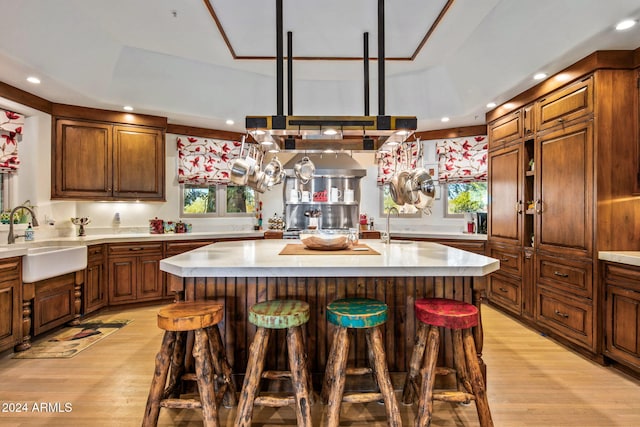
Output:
[{"xmin": 160, "ymin": 239, "xmax": 499, "ymax": 384}]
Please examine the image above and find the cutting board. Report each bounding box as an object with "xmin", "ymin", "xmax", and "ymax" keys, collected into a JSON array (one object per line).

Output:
[{"xmin": 279, "ymin": 243, "xmax": 380, "ymax": 255}]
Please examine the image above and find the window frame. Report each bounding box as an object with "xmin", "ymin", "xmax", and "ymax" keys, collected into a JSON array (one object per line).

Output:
[{"xmin": 180, "ymin": 183, "xmax": 256, "ymax": 218}]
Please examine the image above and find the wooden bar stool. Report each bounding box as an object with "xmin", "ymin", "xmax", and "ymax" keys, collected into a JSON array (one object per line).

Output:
[
  {"xmin": 321, "ymin": 298, "xmax": 401, "ymax": 427},
  {"xmin": 402, "ymin": 298, "xmax": 493, "ymax": 427},
  {"xmin": 234, "ymin": 299, "xmax": 313, "ymax": 427},
  {"xmin": 142, "ymin": 301, "xmax": 237, "ymax": 427}
]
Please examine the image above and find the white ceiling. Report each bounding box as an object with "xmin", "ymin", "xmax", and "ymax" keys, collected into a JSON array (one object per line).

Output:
[{"xmin": 0, "ymin": 0, "xmax": 639, "ymax": 132}]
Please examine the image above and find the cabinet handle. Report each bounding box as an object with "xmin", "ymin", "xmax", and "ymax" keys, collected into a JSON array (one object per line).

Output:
[
  {"xmin": 557, "ymin": 118, "xmax": 565, "ymax": 123},
  {"xmin": 498, "ymin": 287, "xmax": 508, "ymax": 293},
  {"xmin": 500, "ymin": 257, "xmax": 510, "ymax": 263},
  {"xmin": 515, "ymin": 201, "xmax": 523, "ymax": 214},
  {"xmin": 554, "ymin": 309, "xmax": 569, "ymax": 319},
  {"xmin": 129, "ymin": 247, "xmax": 144, "ymax": 251},
  {"xmin": 553, "ymin": 271, "xmax": 569, "ymax": 278},
  {"xmin": 535, "ymin": 199, "xmax": 542, "ymax": 214}
]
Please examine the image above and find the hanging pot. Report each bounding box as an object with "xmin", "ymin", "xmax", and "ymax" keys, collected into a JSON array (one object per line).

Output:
[
  {"xmin": 389, "ymin": 170, "xmax": 410, "ymax": 205},
  {"xmin": 409, "ymin": 168, "xmax": 435, "ymax": 210},
  {"xmin": 294, "ymin": 156, "xmax": 315, "ymax": 183}
]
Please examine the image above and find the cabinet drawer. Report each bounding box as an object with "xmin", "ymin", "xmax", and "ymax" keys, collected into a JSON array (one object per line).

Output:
[
  {"xmin": 164, "ymin": 240, "xmax": 214, "ymax": 256},
  {"xmin": 108, "ymin": 242, "xmax": 163, "ymax": 256},
  {"xmin": 603, "ymin": 262, "xmax": 640, "ymax": 293},
  {"xmin": 87, "ymin": 244, "xmax": 105, "ymax": 260},
  {"xmin": 489, "ymin": 246, "xmax": 521, "ymax": 276},
  {"xmin": 537, "ymin": 255, "xmax": 592, "ymax": 298},
  {"xmin": 537, "ymin": 287, "xmax": 594, "ymax": 350},
  {"xmin": 488, "ymin": 273, "xmax": 521, "ymax": 315},
  {"xmin": 0, "ymin": 257, "xmax": 20, "ymax": 279},
  {"xmin": 536, "ymin": 76, "xmax": 593, "ymax": 131},
  {"xmin": 489, "ymin": 111, "xmax": 522, "ymax": 149}
]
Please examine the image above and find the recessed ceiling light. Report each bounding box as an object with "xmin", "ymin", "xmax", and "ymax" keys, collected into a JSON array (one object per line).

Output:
[
  {"xmin": 486, "ymin": 102, "xmax": 496, "ymax": 108},
  {"xmin": 616, "ymin": 19, "xmax": 637, "ymax": 31},
  {"xmin": 26, "ymin": 76, "xmax": 40, "ymax": 84},
  {"xmin": 225, "ymin": 119, "xmax": 234, "ymax": 125},
  {"xmin": 260, "ymin": 140, "xmax": 273, "ymax": 146},
  {"xmin": 441, "ymin": 117, "xmax": 450, "ymax": 122},
  {"xmin": 555, "ymin": 73, "xmax": 571, "ymax": 82},
  {"xmin": 396, "ymin": 130, "xmax": 409, "ymax": 136},
  {"xmin": 533, "ymin": 73, "xmax": 547, "ymax": 80},
  {"xmin": 323, "ymin": 128, "xmax": 338, "ymax": 136},
  {"xmin": 268, "ymin": 148, "xmax": 280, "ymax": 153},
  {"xmin": 123, "ymin": 106, "xmax": 134, "ymax": 111},
  {"xmin": 503, "ymin": 103, "xmax": 515, "ymax": 110},
  {"xmin": 254, "ymin": 130, "xmax": 265, "ymax": 135}
]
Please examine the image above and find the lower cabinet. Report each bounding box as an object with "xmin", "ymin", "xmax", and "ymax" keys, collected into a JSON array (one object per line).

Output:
[
  {"xmin": 108, "ymin": 242, "xmax": 164, "ymax": 304},
  {"xmin": 85, "ymin": 244, "xmax": 107, "ymax": 314},
  {"xmin": 603, "ymin": 261, "xmax": 640, "ymax": 372},
  {"xmin": 31, "ymin": 273, "xmax": 77, "ymax": 336},
  {"xmin": 0, "ymin": 257, "xmax": 21, "ymax": 352}
]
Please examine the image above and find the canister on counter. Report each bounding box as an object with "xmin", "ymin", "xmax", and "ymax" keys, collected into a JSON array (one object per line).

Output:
[{"xmin": 149, "ymin": 217, "xmax": 164, "ymax": 234}]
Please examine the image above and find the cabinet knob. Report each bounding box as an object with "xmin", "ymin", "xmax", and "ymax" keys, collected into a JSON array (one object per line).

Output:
[
  {"xmin": 498, "ymin": 287, "xmax": 508, "ymax": 293},
  {"xmin": 535, "ymin": 199, "xmax": 543, "ymax": 214},
  {"xmin": 515, "ymin": 201, "xmax": 523, "ymax": 214},
  {"xmin": 554, "ymin": 309, "xmax": 569, "ymax": 319},
  {"xmin": 553, "ymin": 271, "xmax": 569, "ymax": 278}
]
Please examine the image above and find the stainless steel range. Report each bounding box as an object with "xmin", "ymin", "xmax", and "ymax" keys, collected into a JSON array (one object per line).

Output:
[{"xmin": 282, "ymin": 153, "xmax": 366, "ymax": 231}]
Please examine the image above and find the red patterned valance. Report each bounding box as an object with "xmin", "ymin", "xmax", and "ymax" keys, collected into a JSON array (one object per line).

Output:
[
  {"xmin": 0, "ymin": 109, "xmax": 24, "ymax": 173},
  {"xmin": 176, "ymin": 135, "xmax": 244, "ymax": 184},
  {"xmin": 376, "ymin": 140, "xmax": 422, "ymax": 185},
  {"xmin": 436, "ymin": 136, "xmax": 488, "ymax": 183}
]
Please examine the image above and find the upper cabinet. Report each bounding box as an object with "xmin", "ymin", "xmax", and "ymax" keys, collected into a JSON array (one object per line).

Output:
[
  {"xmin": 51, "ymin": 106, "xmax": 166, "ymax": 201},
  {"xmin": 536, "ymin": 76, "xmax": 593, "ymax": 132}
]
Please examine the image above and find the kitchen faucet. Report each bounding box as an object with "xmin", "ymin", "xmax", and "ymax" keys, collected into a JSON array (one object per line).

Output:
[
  {"xmin": 383, "ymin": 206, "xmax": 399, "ymax": 244},
  {"xmin": 7, "ymin": 205, "xmax": 39, "ymax": 244}
]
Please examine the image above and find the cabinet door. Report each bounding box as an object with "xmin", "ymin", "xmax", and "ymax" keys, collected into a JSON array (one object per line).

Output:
[
  {"xmin": 488, "ymin": 144, "xmax": 523, "ymax": 245},
  {"xmin": 0, "ymin": 258, "xmax": 21, "ymax": 352},
  {"xmin": 536, "ymin": 121, "xmax": 593, "ymax": 257},
  {"xmin": 137, "ymin": 255, "xmax": 163, "ymax": 300},
  {"xmin": 53, "ymin": 119, "xmax": 113, "ymax": 198},
  {"xmin": 536, "ymin": 76, "xmax": 593, "ymax": 132},
  {"xmin": 108, "ymin": 258, "xmax": 137, "ymax": 304},
  {"xmin": 85, "ymin": 260, "xmax": 106, "ymax": 313},
  {"xmin": 488, "ymin": 110, "xmax": 522, "ymax": 150},
  {"xmin": 606, "ymin": 285, "xmax": 640, "ymax": 370},
  {"xmin": 113, "ymin": 125, "xmax": 165, "ymax": 200}
]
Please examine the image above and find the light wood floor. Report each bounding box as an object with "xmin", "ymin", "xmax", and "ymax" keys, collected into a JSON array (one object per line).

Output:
[{"xmin": 1, "ymin": 303, "xmax": 639, "ymax": 426}]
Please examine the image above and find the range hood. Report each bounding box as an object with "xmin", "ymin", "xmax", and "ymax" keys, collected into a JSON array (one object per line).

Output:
[{"xmin": 245, "ymin": 0, "xmax": 417, "ymax": 151}]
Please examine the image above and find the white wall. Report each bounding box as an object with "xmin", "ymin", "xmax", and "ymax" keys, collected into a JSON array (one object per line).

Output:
[{"xmin": 0, "ymin": 109, "xmax": 467, "ymax": 240}]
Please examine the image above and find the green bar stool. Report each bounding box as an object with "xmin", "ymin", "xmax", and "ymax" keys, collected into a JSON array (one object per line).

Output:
[
  {"xmin": 234, "ymin": 299, "xmax": 313, "ymax": 427},
  {"xmin": 321, "ymin": 298, "xmax": 401, "ymax": 427}
]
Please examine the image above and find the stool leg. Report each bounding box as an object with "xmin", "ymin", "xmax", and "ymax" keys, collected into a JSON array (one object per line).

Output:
[
  {"xmin": 402, "ymin": 321, "xmax": 429, "ymax": 404},
  {"xmin": 234, "ymin": 327, "xmax": 271, "ymax": 427},
  {"xmin": 206, "ymin": 325, "xmax": 237, "ymax": 408},
  {"xmin": 366, "ymin": 326, "xmax": 402, "ymax": 427},
  {"xmin": 452, "ymin": 329, "xmax": 472, "ymax": 396},
  {"xmin": 193, "ymin": 328, "xmax": 219, "ymax": 427},
  {"xmin": 287, "ymin": 325, "xmax": 312, "ymax": 427},
  {"xmin": 165, "ymin": 331, "xmax": 187, "ymax": 398},
  {"xmin": 142, "ymin": 331, "xmax": 176, "ymax": 427},
  {"xmin": 324, "ymin": 326, "xmax": 349, "ymax": 427},
  {"xmin": 462, "ymin": 328, "xmax": 494, "ymax": 427},
  {"xmin": 415, "ymin": 325, "xmax": 440, "ymax": 427}
]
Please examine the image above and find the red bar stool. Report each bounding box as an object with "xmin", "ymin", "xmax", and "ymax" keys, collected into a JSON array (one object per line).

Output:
[
  {"xmin": 142, "ymin": 301, "xmax": 237, "ymax": 427},
  {"xmin": 402, "ymin": 298, "xmax": 493, "ymax": 427},
  {"xmin": 234, "ymin": 299, "xmax": 313, "ymax": 427},
  {"xmin": 321, "ymin": 298, "xmax": 401, "ymax": 427}
]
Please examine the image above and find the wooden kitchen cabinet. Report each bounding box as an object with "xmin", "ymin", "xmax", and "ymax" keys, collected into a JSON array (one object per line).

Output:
[
  {"xmin": 108, "ymin": 243, "xmax": 164, "ymax": 304},
  {"xmin": 603, "ymin": 261, "xmax": 640, "ymax": 373},
  {"xmin": 52, "ymin": 118, "xmax": 165, "ymax": 201},
  {"xmin": 0, "ymin": 257, "xmax": 21, "ymax": 352},
  {"xmin": 84, "ymin": 244, "xmax": 107, "ymax": 314},
  {"xmin": 487, "ymin": 62, "xmax": 637, "ymax": 361},
  {"xmin": 32, "ymin": 273, "xmax": 77, "ymax": 336}
]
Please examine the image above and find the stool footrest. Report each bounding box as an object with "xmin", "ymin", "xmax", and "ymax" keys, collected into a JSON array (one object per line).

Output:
[
  {"xmin": 435, "ymin": 366, "xmax": 456, "ymax": 376},
  {"xmin": 254, "ymin": 395, "xmax": 297, "ymax": 407},
  {"xmin": 342, "ymin": 392, "xmax": 384, "ymax": 404},
  {"xmin": 261, "ymin": 370, "xmax": 292, "ymax": 380},
  {"xmin": 160, "ymin": 398, "xmax": 202, "ymax": 409},
  {"xmin": 345, "ymin": 367, "xmax": 373, "ymax": 376},
  {"xmin": 433, "ymin": 391, "xmax": 476, "ymax": 404}
]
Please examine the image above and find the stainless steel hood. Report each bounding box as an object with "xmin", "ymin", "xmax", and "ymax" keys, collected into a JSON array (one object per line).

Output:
[{"xmin": 283, "ymin": 153, "xmax": 366, "ymax": 178}]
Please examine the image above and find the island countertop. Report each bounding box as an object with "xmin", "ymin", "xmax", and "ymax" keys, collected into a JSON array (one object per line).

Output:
[{"xmin": 160, "ymin": 239, "xmax": 500, "ymax": 278}]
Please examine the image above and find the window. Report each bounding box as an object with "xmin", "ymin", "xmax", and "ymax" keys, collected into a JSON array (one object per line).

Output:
[
  {"xmin": 181, "ymin": 184, "xmax": 256, "ymax": 217},
  {"xmin": 445, "ymin": 182, "xmax": 488, "ymax": 217},
  {"xmin": 380, "ymin": 185, "xmax": 421, "ymax": 217}
]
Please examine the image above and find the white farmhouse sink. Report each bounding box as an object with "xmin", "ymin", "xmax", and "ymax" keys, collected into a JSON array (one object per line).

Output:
[{"xmin": 22, "ymin": 245, "xmax": 88, "ymax": 283}]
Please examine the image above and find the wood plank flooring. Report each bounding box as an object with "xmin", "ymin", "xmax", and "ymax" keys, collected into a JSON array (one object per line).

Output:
[{"xmin": 0, "ymin": 303, "xmax": 638, "ymax": 426}]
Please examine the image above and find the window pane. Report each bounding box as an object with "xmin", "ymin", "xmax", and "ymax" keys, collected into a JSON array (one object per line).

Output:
[
  {"xmin": 446, "ymin": 182, "xmax": 488, "ymax": 215},
  {"xmin": 183, "ymin": 185, "xmax": 216, "ymax": 214},
  {"xmin": 226, "ymin": 185, "xmax": 256, "ymax": 213}
]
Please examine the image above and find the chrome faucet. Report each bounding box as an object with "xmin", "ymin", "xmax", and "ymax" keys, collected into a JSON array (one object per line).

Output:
[
  {"xmin": 383, "ymin": 207, "xmax": 399, "ymax": 244},
  {"xmin": 7, "ymin": 205, "xmax": 39, "ymax": 244}
]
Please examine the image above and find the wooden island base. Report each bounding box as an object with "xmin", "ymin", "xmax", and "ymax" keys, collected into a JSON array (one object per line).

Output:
[{"xmin": 167, "ymin": 274, "xmax": 486, "ymax": 388}]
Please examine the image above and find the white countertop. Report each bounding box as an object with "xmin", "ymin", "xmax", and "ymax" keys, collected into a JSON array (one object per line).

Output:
[
  {"xmin": 160, "ymin": 240, "xmax": 499, "ymax": 278},
  {"xmin": 599, "ymin": 251, "xmax": 640, "ymax": 267}
]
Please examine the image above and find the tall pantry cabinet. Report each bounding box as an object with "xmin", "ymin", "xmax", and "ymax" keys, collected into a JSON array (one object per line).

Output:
[{"xmin": 487, "ymin": 52, "xmax": 639, "ymax": 360}]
